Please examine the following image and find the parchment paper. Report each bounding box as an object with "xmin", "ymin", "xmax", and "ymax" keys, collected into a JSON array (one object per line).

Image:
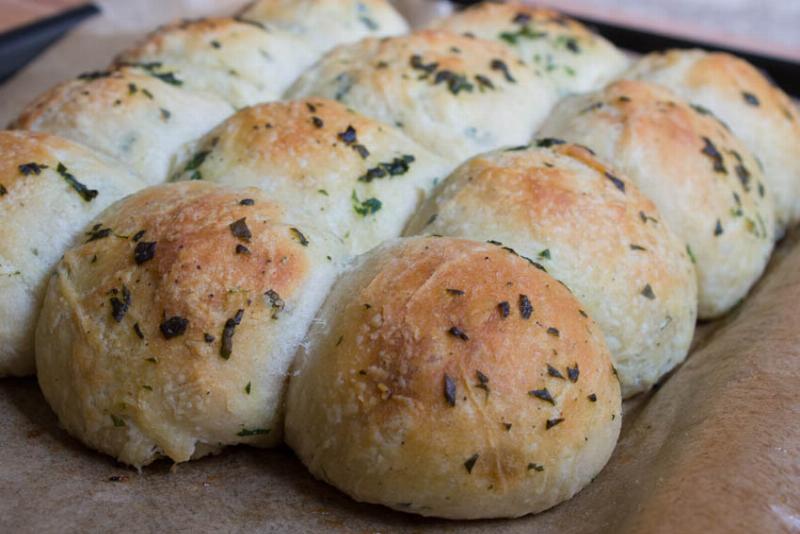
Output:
[{"xmin": 1, "ymin": 2, "xmax": 799, "ymax": 532}]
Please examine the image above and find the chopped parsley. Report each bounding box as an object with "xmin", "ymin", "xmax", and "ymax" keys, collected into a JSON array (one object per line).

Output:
[
  {"xmin": 358, "ymin": 155, "xmax": 415, "ymax": 182},
  {"xmin": 229, "ymin": 218, "xmax": 252, "ymax": 241},
  {"xmin": 220, "ymin": 309, "xmax": 244, "ymax": 359},
  {"xmin": 290, "ymin": 227, "xmax": 309, "ymax": 246},
  {"xmin": 464, "ymin": 453, "xmax": 479, "ymax": 473},
  {"xmin": 448, "ymin": 326, "xmax": 469, "ymax": 341},
  {"xmin": 160, "ymin": 316, "xmax": 188, "ymax": 339},
  {"xmin": 519, "ymin": 294, "xmax": 533, "ymax": 319},
  {"xmin": 444, "ymin": 373, "xmax": 457, "ymax": 406},
  {"xmin": 134, "ymin": 241, "xmax": 157, "ymax": 264},
  {"xmin": 529, "ymin": 388, "xmax": 555, "ymax": 404},
  {"xmin": 56, "ymin": 162, "xmax": 98, "ymax": 201},
  {"xmin": 352, "ymin": 190, "xmax": 382, "ymax": 216},
  {"xmin": 110, "ymin": 285, "xmax": 131, "ymax": 323}
]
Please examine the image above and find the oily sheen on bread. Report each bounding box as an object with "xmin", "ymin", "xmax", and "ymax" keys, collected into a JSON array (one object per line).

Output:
[
  {"xmin": 286, "ymin": 236, "xmax": 621, "ymax": 519},
  {"xmin": 407, "ymin": 142, "xmax": 698, "ymax": 397},
  {"xmin": 625, "ymin": 49, "xmax": 800, "ymax": 233},
  {"xmin": 286, "ymin": 30, "xmax": 558, "ymax": 164},
  {"xmin": 115, "ymin": 18, "xmax": 318, "ymax": 108},
  {"xmin": 239, "ymin": 0, "xmax": 409, "ymax": 55},
  {"xmin": 173, "ymin": 98, "xmax": 451, "ymax": 255},
  {"xmin": 539, "ymin": 80, "xmax": 775, "ymax": 319},
  {"xmin": 35, "ymin": 182, "xmax": 341, "ymax": 467},
  {"xmin": 11, "ymin": 66, "xmax": 233, "ymax": 183},
  {"xmin": 0, "ymin": 131, "xmax": 145, "ymax": 377},
  {"xmin": 429, "ymin": 1, "xmax": 629, "ymax": 95}
]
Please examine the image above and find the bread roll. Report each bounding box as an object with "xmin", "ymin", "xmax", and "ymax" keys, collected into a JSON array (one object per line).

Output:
[
  {"xmin": 429, "ymin": 1, "xmax": 628, "ymax": 95},
  {"xmin": 114, "ymin": 18, "xmax": 317, "ymax": 108},
  {"xmin": 286, "ymin": 30, "xmax": 558, "ymax": 163},
  {"xmin": 407, "ymin": 142, "xmax": 697, "ymax": 397},
  {"xmin": 539, "ymin": 80, "xmax": 775, "ymax": 319},
  {"xmin": 285, "ymin": 236, "xmax": 621, "ymax": 519},
  {"xmin": 35, "ymin": 182, "xmax": 341, "ymax": 467},
  {"xmin": 625, "ymin": 49, "xmax": 800, "ymax": 233},
  {"xmin": 12, "ymin": 66, "xmax": 233, "ymax": 183},
  {"xmin": 239, "ymin": 0, "xmax": 409, "ymax": 55},
  {"xmin": 0, "ymin": 131, "xmax": 145, "ymax": 376},
  {"xmin": 173, "ymin": 98, "xmax": 451, "ymax": 255}
]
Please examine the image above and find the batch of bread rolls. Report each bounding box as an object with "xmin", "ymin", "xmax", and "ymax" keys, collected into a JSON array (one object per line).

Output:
[{"xmin": 1, "ymin": 0, "xmax": 798, "ymax": 521}]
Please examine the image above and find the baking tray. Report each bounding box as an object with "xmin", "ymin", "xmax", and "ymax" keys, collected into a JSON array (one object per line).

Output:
[{"xmin": 1, "ymin": 1, "xmax": 799, "ymax": 532}]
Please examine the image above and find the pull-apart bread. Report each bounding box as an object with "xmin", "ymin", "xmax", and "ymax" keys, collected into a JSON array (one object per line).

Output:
[
  {"xmin": 0, "ymin": 131, "xmax": 145, "ymax": 376},
  {"xmin": 239, "ymin": 0, "xmax": 410, "ymax": 56},
  {"xmin": 429, "ymin": 1, "xmax": 628, "ymax": 95},
  {"xmin": 35, "ymin": 182, "xmax": 341, "ymax": 467},
  {"xmin": 12, "ymin": 66, "xmax": 233, "ymax": 183},
  {"xmin": 173, "ymin": 98, "xmax": 451, "ymax": 256},
  {"xmin": 286, "ymin": 236, "xmax": 621, "ymax": 519},
  {"xmin": 625, "ymin": 49, "xmax": 800, "ymax": 234},
  {"xmin": 114, "ymin": 17, "xmax": 318, "ymax": 109},
  {"xmin": 286, "ymin": 30, "xmax": 559, "ymax": 164},
  {"xmin": 408, "ymin": 142, "xmax": 697, "ymax": 397},
  {"xmin": 539, "ymin": 80, "xmax": 775, "ymax": 319}
]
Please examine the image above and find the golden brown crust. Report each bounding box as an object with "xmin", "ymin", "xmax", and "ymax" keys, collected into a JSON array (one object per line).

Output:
[
  {"xmin": 114, "ymin": 17, "xmax": 317, "ymax": 108},
  {"xmin": 239, "ymin": 0, "xmax": 409, "ymax": 54},
  {"xmin": 0, "ymin": 130, "xmax": 144, "ymax": 376},
  {"xmin": 176, "ymin": 98, "xmax": 450, "ymax": 255},
  {"xmin": 407, "ymin": 143, "xmax": 697, "ymax": 397},
  {"xmin": 286, "ymin": 236, "xmax": 621, "ymax": 518},
  {"xmin": 626, "ymin": 49, "xmax": 800, "ymax": 231},
  {"xmin": 35, "ymin": 182, "xmax": 342, "ymax": 467},
  {"xmin": 540, "ymin": 80, "xmax": 775, "ymax": 318},
  {"xmin": 430, "ymin": 1, "xmax": 628, "ymax": 95},
  {"xmin": 12, "ymin": 66, "xmax": 233, "ymax": 183},
  {"xmin": 286, "ymin": 30, "xmax": 558, "ymax": 163}
]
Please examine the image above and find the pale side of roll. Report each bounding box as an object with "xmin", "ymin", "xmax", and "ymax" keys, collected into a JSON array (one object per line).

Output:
[
  {"xmin": 11, "ymin": 66, "xmax": 233, "ymax": 183},
  {"xmin": 239, "ymin": 0, "xmax": 409, "ymax": 56},
  {"xmin": 429, "ymin": 1, "xmax": 629, "ymax": 95},
  {"xmin": 539, "ymin": 80, "xmax": 775, "ymax": 319},
  {"xmin": 115, "ymin": 18, "xmax": 318, "ymax": 108},
  {"xmin": 173, "ymin": 98, "xmax": 451, "ymax": 256},
  {"xmin": 286, "ymin": 236, "xmax": 621, "ymax": 519},
  {"xmin": 625, "ymin": 49, "xmax": 800, "ymax": 234},
  {"xmin": 0, "ymin": 131, "xmax": 145, "ymax": 377},
  {"xmin": 407, "ymin": 142, "xmax": 698, "ymax": 397},
  {"xmin": 35, "ymin": 182, "xmax": 342, "ymax": 467},
  {"xmin": 286, "ymin": 30, "xmax": 559, "ymax": 164}
]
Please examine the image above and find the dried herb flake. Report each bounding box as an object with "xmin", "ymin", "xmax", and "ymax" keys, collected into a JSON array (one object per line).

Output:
[
  {"xmin": 519, "ymin": 294, "xmax": 533, "ymax": 319},
  {"xmin": 220, "ymin": 309, "xmax": 244, "ymax": 359},
  {"xmin": 464, "ymin": 453, "xmax": 479, "ymax": 474},
  {"xmin": 134, "ymin": 241, "xmax": 157, "ymax": 264},
  {"xmin": 530, "ymin": 388, "xmax": 555, "ymax": 404},
  {"xmin": 160, "ymin": 316, "xmax": 188, "ymax": 339},
  {"xmin": 444, "ymin": 373, "xmax": 457, "ymax": 406}
]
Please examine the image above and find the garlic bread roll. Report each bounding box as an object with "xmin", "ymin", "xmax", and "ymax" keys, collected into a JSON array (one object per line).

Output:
[
  {"xmin": 174, "ymin": 98, "xmax": 451, "ymax": 255},
  {"xmin": 286, "ymin": 236, "xmax": 621, "ymax": 519},
  {"xmin": 115, "ymin": 18, "xmax": 317, "ymax": 108},
  {"xmin": 0, "ymin": 131, "xmax": 145, "ymax": 377},
  {"xmin": 12, "ymin": 66, "xmax": 233, "ymax": 183},
  {"xmin": 286, "ymin": 30, "xmax": 558, "ymax": 164},
  {"xmin": 239, "ymin": 0, "xmax": 409, "ymax": 56},
  {"xmin": 626, "ymin": 49, "xmax": 800, "ymax": 233},
  {"xmin": 539, "ymin": 80, "xmax": 775, "ymax": 319},
  {"xmin": 430, "ymin": 1, "xmax": 628, "ymax": 95},
  {"xmin": 408, "ymin": 142, "xmax": 697, "ymax": 397},
  {"xmin": 35, "ymin": 182, "xmax": 341, "ymax": 467}
]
